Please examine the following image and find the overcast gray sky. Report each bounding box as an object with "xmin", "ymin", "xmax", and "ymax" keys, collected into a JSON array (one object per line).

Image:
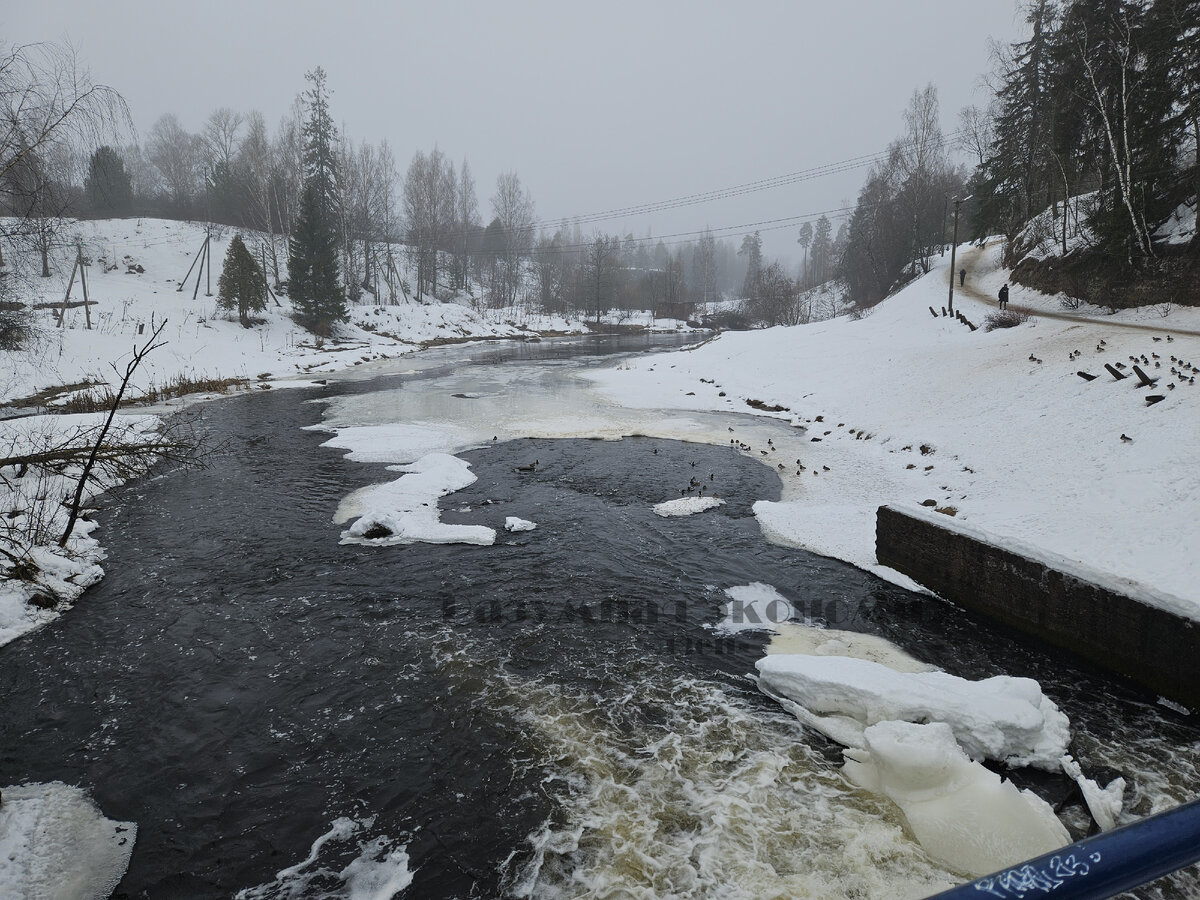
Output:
[{"xmin": 9, "ymin": 1, "xmax": 1026, "ymax": 263}]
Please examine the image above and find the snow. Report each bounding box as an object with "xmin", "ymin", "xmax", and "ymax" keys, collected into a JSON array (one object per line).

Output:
[
  {"xmin": 1061, "ymin": 754, "xmax": 1127, "ymax": 832},
  {"xmin": 0, "ymin": 781, "xmax": 136, "ymax": 900},
  {"xmin": 652, "ymin": 496, "xmax": 725, "ymax": 517},
  {"xmin": 0, "ymin": 413, "xmax": 159, "ymax": 647},
  {"xmin": 0, "ymin": 217, "xmax": 693, "ymax": 409},
  {"xmin": 755, "ymin": 653, "xmax": 1072, "ymax": 770},
  {"xmin": 1153, "ymin": 200, "xmax": 1197, "ymax": 247},
  {"xmin": 842, "ymin": 721, "xmax": 1071, "ymax": 877},
  {"xmin": 504, "ymin": 516, "xmax": 537, "ymax": 532},
  {"xmin": 1012, "ymin": 192, "xmax": 1100, "ymax": 262},
  {"xmin": 586, "ymin": 239, "xmax": 1200, "ymax": 610},
  {"xmin": 764, "ymin": 622, "xmax": 937, "ymax": 675},
  {"xmin": 336, "ymin": 453, "xmax": 496, "ymax": 547},
  {"xmin": 713, "ymin": 582, "xmax": 795, "ymax": 633}
]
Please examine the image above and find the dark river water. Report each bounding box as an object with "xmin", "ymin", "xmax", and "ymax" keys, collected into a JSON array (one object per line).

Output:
[{"xmin": 1, "ymin": 334, "xmax": 1197, "ymax": 898}]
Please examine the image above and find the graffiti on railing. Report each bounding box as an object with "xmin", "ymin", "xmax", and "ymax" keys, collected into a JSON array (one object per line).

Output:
[{"xmin": 972, "ymin": 852, "xmax": 1103, "ymax": 898}]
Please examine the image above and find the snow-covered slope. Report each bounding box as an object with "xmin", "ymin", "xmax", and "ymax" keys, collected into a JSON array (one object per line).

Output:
[{"xmin": 0, "ymin": 217, "xmax": 622, "ymax": 406}]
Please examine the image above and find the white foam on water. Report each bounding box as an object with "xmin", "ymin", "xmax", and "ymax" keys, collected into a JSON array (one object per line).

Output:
[
  {"xmin": 0, "ymin": 781, "xmax": 136, "ymax": 900},
  {"xmin": 235, "ymin": 816, "xmax": 413, "ymax": 900},
  {"xmin": 424, "ymin": 634, "xmax": 959, "ymax": 899}
]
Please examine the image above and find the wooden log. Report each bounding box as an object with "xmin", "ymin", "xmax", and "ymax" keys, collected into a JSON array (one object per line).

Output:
[
  {"xmin": 929, "ymin": 306, "xmax": 939, "ymax": 318},
  {"xmin": 1077, "ymin": 371, "xmax": 1098, "ymax": 381},
  {"xmin": 33, "ymin": 300, "xmax": 97, "ymax": 311},
  {"xmin": 1105, "ymin": 363, "xmax": 1128, "ymax": 380},
  {"xmin": 1145, "ymin": 395, "xmax": 1166, "ymax": 405}
]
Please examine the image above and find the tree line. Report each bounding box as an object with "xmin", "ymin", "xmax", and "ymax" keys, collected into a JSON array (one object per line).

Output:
[
  {"xmin": 3, "ymin": 51, "xmax": 780, "ymax": 332},
  {"xmin": 837, "ymin": 0, "xmax": 1199, "ymax": 310}
]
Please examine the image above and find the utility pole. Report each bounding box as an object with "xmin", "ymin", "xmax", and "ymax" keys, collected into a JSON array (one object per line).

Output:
[{"xmin": 947, "ymin": 195, "xmax": 971, "ymax": 316}]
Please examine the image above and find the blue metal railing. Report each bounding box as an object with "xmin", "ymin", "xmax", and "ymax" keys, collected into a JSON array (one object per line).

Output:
[{"xmin": 928, "ymin": 797, "xmax": 1200, "ymax": 899}]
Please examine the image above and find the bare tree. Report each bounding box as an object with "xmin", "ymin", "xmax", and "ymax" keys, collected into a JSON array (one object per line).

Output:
[
  {"xmin": 201, "ymin": 107, "xmax": 245, "ymax": 171},
  {"xmin": 1, "ymin": 41, "xmax": 128, "ymax": 299},
  {"xmin": 490, "ymin": 171, "xmax": 535, "ymax": 307},
  {"xmin": 147, "ymin": 113, "xmax": 200, "ymax": 216},
  {"xmin": 796, "ymin": 221, "xmax": 813, "ymax": 288},
  {"xmin": 454, "ymin": 157, "xmax": 479, "ymax": 291},
  {"xmin": 1072, "ymin": 12, "xmax": 1155, "ymax": 259},
  {"xmin": 958, "ymin": 103, "xmax": 995, "ymax": 168},
  {"xmin": 403, "ymin": 148, "xmax": 456, "ymax": 300},
  {"xmin": 584, "ymin": 234, "xmax": 617, "ymax": 323},
  {"xmin": 1, "ymin": 41, "xmax": 130, "ymax": 190}
]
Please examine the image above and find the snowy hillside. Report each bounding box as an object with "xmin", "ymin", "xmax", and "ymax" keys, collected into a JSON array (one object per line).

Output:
[{"xmin": 1, "ymin": 217, "xmax": 680, "ymax": 407}]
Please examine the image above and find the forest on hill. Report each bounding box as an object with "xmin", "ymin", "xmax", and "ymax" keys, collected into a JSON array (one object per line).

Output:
[{"xmin": 3, "ymin": 0, "xmax": 1198, "ymax": 344}]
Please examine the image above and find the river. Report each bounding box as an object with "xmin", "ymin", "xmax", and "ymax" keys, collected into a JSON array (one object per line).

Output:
[{"xmin": 1, "ymin": 334, "xmax": 1197, "ymax": 898}]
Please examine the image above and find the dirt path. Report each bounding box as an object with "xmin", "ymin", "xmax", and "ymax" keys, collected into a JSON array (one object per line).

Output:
[{"xmin": 951, "ymin": 244, "xmax": 1200, "ymax": 338}]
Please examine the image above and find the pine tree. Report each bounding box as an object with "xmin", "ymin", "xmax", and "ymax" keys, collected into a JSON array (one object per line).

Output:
[
  {"xmin": 217, "ymin": 234, "xmax": 266, "ymax": 327},
  {"xmin": 810, "ymin": 215, "xmax": 834, "ymax": 286},
  {"xmin": 975, "ymin": 0, "xmax": 1062, "ymax": 242},
  {"xmin": 287, "ymin": 67, "xmax": 345, "ymax": 334},
  {"xmin": 84, "ymin": 146, "xmax": 133, "ymax": 216},
  {"xmin": 738, "ymin": 232, "xmax": 763, "ymax": 300}
]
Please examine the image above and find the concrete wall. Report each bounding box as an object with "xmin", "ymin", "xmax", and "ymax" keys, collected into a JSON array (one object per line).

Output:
[{"xmin": 875, "ymin": 504, "xmax": 1200, "ymax": 710}]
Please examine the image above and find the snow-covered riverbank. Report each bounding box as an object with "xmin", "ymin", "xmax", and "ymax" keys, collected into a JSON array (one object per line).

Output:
[
  {"xmin": 0, "ymin": 217, "xmax": 696, "ymax": 650},
  {"xmin": 587, "ymin": 241, "xmax": 1200, "ymax": 610},
  {"xmin": 1, "ymin": 217, "xmax": 692, "ymax": 408}
]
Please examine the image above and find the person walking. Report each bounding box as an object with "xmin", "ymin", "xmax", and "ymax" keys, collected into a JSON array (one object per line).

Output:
[
  {"xmin": 959, "ymin": 268, "xmax": 966, "ymax": 286},
  {"xmin": 998, "ymin": 283, "xmax": 1009, "ymax": 310}
]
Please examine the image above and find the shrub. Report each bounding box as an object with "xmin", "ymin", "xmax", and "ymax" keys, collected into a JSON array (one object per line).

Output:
[{"xmin": 984, "ymin": 310, "xmax": 1030, "ymax": 331}]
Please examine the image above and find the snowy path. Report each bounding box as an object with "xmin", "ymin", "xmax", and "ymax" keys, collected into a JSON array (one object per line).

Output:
[{"xmin": 954, "ymin": 243, "xmax": 1200, "ymax": 336}]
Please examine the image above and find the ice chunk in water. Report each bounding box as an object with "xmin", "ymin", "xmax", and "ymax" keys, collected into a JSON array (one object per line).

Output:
[
  {"xmin": 0, "ymin": 782, "xmax": 137, "ymax": 900},
  {"xmin": 843, "ymin": 721, "xmax": 1071, "ymax": 877},
  {"xmin": 756, "ymin": 653, "xmax": 1071, "ymax": 769}
]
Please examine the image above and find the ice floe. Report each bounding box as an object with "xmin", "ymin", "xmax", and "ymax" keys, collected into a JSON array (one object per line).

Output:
[
  {"xmin": 337, "ymin": 453, "xmax": 495, "ymax": 546},
  {"xmin": 843, "ymin": 721, "xmax": 1071, "ymax": 877},
  {"xmin": 0, "ymin": 782, "xmax": 136, "ymax": 900}
]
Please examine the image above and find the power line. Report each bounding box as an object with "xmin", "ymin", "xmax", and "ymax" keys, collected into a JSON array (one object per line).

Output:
[{"xmin": 529, "ymin": 129, "xmax": 969, "ymax": 230}]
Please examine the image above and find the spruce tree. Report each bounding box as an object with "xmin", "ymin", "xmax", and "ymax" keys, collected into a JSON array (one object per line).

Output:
[
  {"xmin": 287, "ymin": 67, "xmax": 346, "ymax": 334},
  {"xmin": 84, "ymin": 145, "xmax": 132, "ymax": 216},
  {"xmin": 217, "ymin": 234, "xmax": 267, "ymax": 327}
]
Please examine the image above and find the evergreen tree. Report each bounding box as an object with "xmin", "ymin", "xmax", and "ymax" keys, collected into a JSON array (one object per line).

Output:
[
  {"xmin": 217, "ymin": 234, "xmax": 267, "ymax": 327},
  {"xmin": 975, "ymin": 0, "xmax": 1062, "ymax": 241},
  {"xmin": 287, "ymin": 67, "xmax": 345, "ymax": 333},
  {"xmin": 289, "ymin": 180, "xmax": 344, "ymax": 331},
  {"xmin": 84, "ymin": 145, "xmax": 133, "ymax": 216},
  {"xmin": 796, "ymin": 221, "xmax": 813, "ymax": 287},
  {"xmin": 738, "ymin": 232, "xmax": 763, "ymax": 300},
  {"xmin": 810, "ymin": 215, "xmax": 834, "ymax": 285}
]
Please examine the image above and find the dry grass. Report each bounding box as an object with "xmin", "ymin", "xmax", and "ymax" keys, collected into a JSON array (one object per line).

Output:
[
  {"xmin": 53, "ymin": 374, "xmax": 251, "ymax": 413},
  {"xmin": 984, "ymin": 309, "xmax": 1032, "ymax": 331}
]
